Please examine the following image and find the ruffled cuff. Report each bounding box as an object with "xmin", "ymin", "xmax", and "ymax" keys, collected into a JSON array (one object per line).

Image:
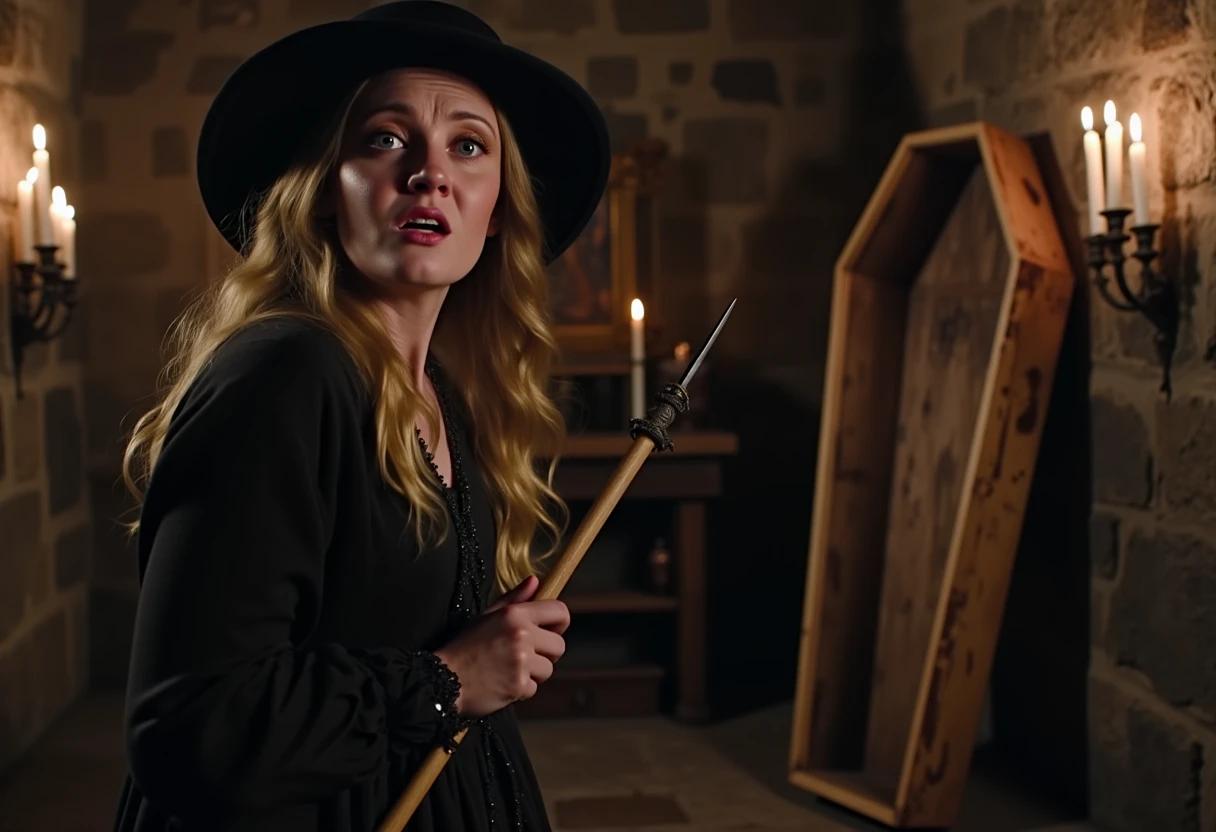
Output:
[
  {"xmin": 348, "ymin": 647, "xmax": 471, "ymax": 753},
  {"xmin": 411, "ymin": 650, "xmax": 467, "ymax": 752}
]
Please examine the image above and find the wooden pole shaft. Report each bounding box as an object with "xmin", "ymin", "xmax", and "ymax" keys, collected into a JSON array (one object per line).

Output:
[{"xmin": 376, "ymin": 434, "xmax": 657, "ymax": 832}]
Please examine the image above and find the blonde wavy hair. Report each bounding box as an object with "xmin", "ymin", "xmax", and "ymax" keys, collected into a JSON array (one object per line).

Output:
[{"xmin": 122, "ymin": 77, "xmax": 568, "ymax": 591}]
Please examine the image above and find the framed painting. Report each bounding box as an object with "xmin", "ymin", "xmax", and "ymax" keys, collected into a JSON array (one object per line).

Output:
[{"xmin": 548, "ymin": 138, "xmax": 668, "ymax": 359}]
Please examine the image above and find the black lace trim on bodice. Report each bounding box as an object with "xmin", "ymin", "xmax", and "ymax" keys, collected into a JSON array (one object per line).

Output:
[{"xmin": 416, "ymin": 357, "xmax": 528, "ymax": 831}]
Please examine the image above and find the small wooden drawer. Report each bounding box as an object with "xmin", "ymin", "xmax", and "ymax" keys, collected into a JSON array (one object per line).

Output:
[{"xmin": 516, "ymin": 665, "xmax": 664, "ymax": 719}]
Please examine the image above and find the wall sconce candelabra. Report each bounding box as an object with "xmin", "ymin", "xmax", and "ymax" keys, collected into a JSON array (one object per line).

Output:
[
  {"xmin": 9, "ymin": 122, "xmax": 78, "ymax": 399},
  {"xmin": 1081, "ymin": 103, "xmax": 1178, "ymax": 399},
  {"xmin": 11, "ymin": 244, "xmax": 77, "ymax": 399},
  {"xmin": 1086, "ymin": 209, "xmax": 1177, "ymax": 398}
]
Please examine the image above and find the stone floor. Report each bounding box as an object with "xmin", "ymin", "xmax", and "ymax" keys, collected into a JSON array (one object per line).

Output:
[{"xmin": 0, "ymin": 693, "xmax": 1094, "ymax": 831}]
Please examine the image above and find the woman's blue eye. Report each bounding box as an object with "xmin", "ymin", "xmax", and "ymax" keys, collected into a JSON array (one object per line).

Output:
[
  {"xmin": 456, "ymin": 138, "xmax": 486, "ymax": 157},
  {"xmin": 372, "ymin": 132, "xmax": 404, "ymax": 149}
]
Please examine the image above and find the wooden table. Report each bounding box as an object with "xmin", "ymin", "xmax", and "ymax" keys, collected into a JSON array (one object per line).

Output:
[{"xmin": 519, "ymin": 430, "xmax": 738, "ymax": 723}]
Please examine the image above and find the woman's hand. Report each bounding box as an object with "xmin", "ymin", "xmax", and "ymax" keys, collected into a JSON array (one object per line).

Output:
[{"xmin": 434, "ymin": 576, "xmax": 569, "ymax": 718}]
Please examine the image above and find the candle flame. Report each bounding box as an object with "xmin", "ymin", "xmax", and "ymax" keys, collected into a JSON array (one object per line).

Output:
[
  {"xmin": 52, "ymin": 185, "xmax": 65, "ymax": 207},
  {"xmin": 1081, "ymin": 106, "xmax": 1093, "ymax": 131},
  {"xmin": 25, "ymin": 167, "xmax": 38, "ymax": 183},
  {"xmin": 630, "ymin": 298, "xmax": 644, "ymax": 321},
  {"xmin": 1129, "ymin": 112, "xmax": 1142, "ymax": 143},
  {"xmin": 63, "ymin": 205, "xmax": 75, "ymax": 220},
  {"xmin": 32, "ymin": 124, "xmax": 45, "ymax": 150},
  {"xmin": 1104, "ymin": 100, "xmax": 1117, "ymax": 126}
]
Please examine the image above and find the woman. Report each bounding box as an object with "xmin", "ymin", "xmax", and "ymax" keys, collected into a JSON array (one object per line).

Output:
[{"xmin": 114, "ymin": 3, "xmax": 610, "ymax": 830}]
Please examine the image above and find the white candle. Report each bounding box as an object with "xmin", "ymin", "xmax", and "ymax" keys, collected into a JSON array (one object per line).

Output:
[
  {"xmin": 1103, "ymin": 100, "xmax": 1123, "ymax": 210},
  {"xmin": 1081, "ymin": 107, "xmax": 1106, "ymax": 236},
  {"xmin": 50, "ymin": 186, "xmax": 66, "ymax": 250},
  {"xmin": 630, "ymin": 298, "xmax": 645, "ymax": 419},
  {"xmin": 61, "ymin": 205, "xmax": 76, "ymax": 279},
  {"xmin": 32, "ymin": 124, "xmax": 53, "ymax": 246},
  {"xmin": 1128, "ymin": 112, "xmax": 1149, "ymax": 226},
  {"xmin": 16, "ymin": 171, "xmax": 35, "ymax": 261}
]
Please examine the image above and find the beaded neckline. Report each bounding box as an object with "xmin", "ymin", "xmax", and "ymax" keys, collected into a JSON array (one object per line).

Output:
[{"xmin": 414, "ymin": 357, "xmax": 527, "ymax": 830}]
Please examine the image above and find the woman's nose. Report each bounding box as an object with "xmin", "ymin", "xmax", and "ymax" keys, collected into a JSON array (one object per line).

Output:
[{"xmin": 405, "ymin": 152, "xmax": 450, "ymax": 196}]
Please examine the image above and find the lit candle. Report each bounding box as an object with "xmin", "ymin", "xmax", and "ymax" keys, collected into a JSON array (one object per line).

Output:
[
  {"xmin": 61, "ymin": 205, "xmax": 76, "ymax": 279},
  {"xmin": 630, "ymin": 298, "xmax": 645, "ymax": 419},
  {"xmin": 32, "ymin": 124, "xmax": 53, "ymax": 246},
  {"xmin": 15, "ymin": 168, "xmax": 36, "ymax": 261},
  {"xmin": 1128, "ymin": 113, "xmax": 1149, "ymax": 227},
  {"xmin": 1103, "ymin": 100, "xmax": 1123, "ymax": 210},
  {"xmin": 1081, "ymin": 106, "xmax": 1105, "ymax": 236}
]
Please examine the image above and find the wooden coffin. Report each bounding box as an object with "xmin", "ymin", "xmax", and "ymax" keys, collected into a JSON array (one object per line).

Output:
[{"xmin": 787, "ymin": 122, "xmax": 1074, "ymax": 828}]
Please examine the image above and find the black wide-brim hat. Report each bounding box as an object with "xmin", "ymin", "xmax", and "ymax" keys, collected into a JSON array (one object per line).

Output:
[{"xmin": 196, "ymin": 0, "xmax": 610, "ymax": 264}]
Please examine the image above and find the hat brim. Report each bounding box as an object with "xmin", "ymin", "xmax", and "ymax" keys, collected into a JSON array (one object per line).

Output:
[{"xmin": 196, "ymin": 18, "xmax": 610, "ymax": 264}]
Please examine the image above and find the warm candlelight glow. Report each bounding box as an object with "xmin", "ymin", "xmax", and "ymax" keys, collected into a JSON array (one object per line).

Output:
[
  {"xmin": 1104, "ymin": 100, "xmax": 1116, "ymax": 126},
  {"xmin": 1130, "ymin": 112, "xmax": 1142, "ymax": 143},
  {"xmin": 51, "ymin": 185, "xmax": 65, "ymax": 208},
  {"xmin": 25, "ymin": 166, "xmax": 37, "ymax": 184},
  {"xmin": 631, "ymin": 298, "xmax": 644, "ymax": 321},
  {"xmin": 32, "ymin": 124, "xmax": 45, "ymax": 150},
  {"xmin": 1081, "ymin": 106, "xmax": 1094, "ymax": 131}
]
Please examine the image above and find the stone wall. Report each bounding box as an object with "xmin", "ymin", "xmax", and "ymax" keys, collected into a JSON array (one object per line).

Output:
[
  {"xmin": 0, "ymin": 0, "xmax": 91, "ymax": 776},
  {"xmin": 903, "ymin": 1, "xmax": 1216, "ymax": 829},
  {"xmin": 78, "ymin": 0, "xmax": 914, "ymax": 714}
]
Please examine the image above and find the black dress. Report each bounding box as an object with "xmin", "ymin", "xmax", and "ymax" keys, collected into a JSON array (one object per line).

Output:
[{"xmin": 112, "ymin": 317, "xmax": 552, "ymax": 832}]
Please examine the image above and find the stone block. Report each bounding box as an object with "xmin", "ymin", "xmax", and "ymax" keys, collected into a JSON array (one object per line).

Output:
[
  {"xmin": 711, "ymin": 59, "xmax": 781, "ymax": 106},
  {"xmin": 0, "ymin": 604, "xmax": 72, "ymax": 772},
  {"xmin": 794, "ymin": 74, "xmax": 826, "ymax": 108},
  {"xmin": 587, "ymin": 56, "xmax": 638, "ymax": 100},
  {"xmin": 1107, "ymin": 527, "xmax": 1216, "ymax": 717},
  {"xmin": 1141, "ymin": 0, "xmax": 1192, "ymax": 50},
  {"xmin": 1053, "ymin": 0, "xmax": 1143, "ymax": 67},
  {"xmin": 0, "ymin": 404, "xmax": 5, "ymax": 482},
  {"xmin": 55, "ymin": 523, "xmax": 91, "ymax": 590},
  {"xmin": 726, "ymin": 0, "xmax": 850, "ymax": 41},
  {"xmin": 69, "ymin": 590, "xmax": 89, "ymax": 691},
  {"xmin": 151, "ymin": 126, "xmax": 189, "ymax": 178},
  {"xmin": 0, "ymin": 491, "xmax": 42, "ymax": 642},
  {"xmin": 1158, "ymin": 395, "xmax": 1216, "ymax": 521},
  {"xmin": 682, "ymin": 117, "xmax": 769, "ymax": 204},
  {"xmin": 81, "ymin": 32, "xmax": 174, "ymax": 96},
  {"xmin": 185, "ymin": 55, "xmax": 244, "ymax": 96},
  {"xmin": 1090, "ymin": 511, "xmax": 1119, "ymax": 579},
  {"xmin": 601, "ymin": 108, "xmax": 647, "ymax": 154},
  {"xmin": 10, "ymin": 393, "xmax": 39, "ymax": 482},
  {"xmin": 963, "ymin": 0, "xmax": 1048, "ymax": 92},
  {"xmin": 1155, "ymin": 61, "xmax": 1216, "ymax": 190},
  {"xmin": 0, "ymin": 0, "xmax": 15, "ymax": 67},
  {"xmin": 286, "ymin": 0, "xmax": 367, "ymax": 25},
  {"xmin": 928, "ymin": 99, "xmax": 978, "ymax": 128},
  {"xmin": 77, "ymin": 211, "xmax": 173, "ymax": 280},
  {"xmin": 44, "ymin": 387, "xmax": 83, "ymax": 516},
  {"xmin": 199, "ymin": 0, "xmax": 260, "ymax": 30},
  {"xmin": 84, "ymin": 0, "xmax": 142, "ymax": 34},
  {"xmin": 613, "ymin": 0, "xmax": 707, "ymax": 34},
  {"xmin": 486, "ymin": 0, "xmax": 595, "ymax": 34},
  {"xmin": 668, "ymin": 62, "xmax": 692, "ymax": 85},
  {"xmin": 81, "ymin": 120, "xmax": 107, "ymax": 182},
  {"xmin": 1090, "ymin": 394, "xmax": 1152, "ymax": 507}
]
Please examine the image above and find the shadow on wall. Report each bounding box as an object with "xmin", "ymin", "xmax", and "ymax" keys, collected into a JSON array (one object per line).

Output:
[
  {"xmin": 988, "ymin": 132, "xmax": 1094, "ymax": 818},
  {"xmin": 704, "ymin": 0, "xmax": 924, "ymax": 721}
]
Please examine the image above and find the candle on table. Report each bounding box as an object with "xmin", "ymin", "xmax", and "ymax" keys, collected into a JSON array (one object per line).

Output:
[
  {"xmin": 32, "ymin": 124, "xmax": 53, "ymax": 246},
  {"xmin": 630, "ymin": 298, "xmax": 645, "ymax": 420},
  {"xmin": 61, "ymin": 205, "xmax": 76, "ymax": 279},
  {"xmin": 1128, "ymin": 112, "xmax": 1149, "ymax": 227},
  {"xmin": 1081, "ymin": 106, "xmax": 1105, "ymax": 236},
  {"xmin": 16, "ymin": 168, "xmax": 36, "ymax": 261},
  {"xmin": 1103, "ymin": 100, "xmax": 1123, "ymax": 210}
]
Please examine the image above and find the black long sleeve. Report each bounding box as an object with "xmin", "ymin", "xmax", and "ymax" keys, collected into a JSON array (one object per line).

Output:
[{"xmin": 123, "ymin": 323, "xmax": 458, "ymax": 822}]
